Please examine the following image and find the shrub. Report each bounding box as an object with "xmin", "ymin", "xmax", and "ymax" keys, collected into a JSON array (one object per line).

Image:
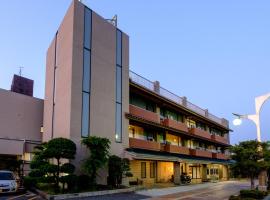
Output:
[
  {"xmin": 240, "ymin": 190, "xmax": 268, "ymax": 199},
  {"xmin": 107, "ymin": 155, "xmax": 133, "ymax": 188},
  {"xmin": 23, "ymin": 176, "xmax": 37, "ymax": 189},
  {"xmin": 77, "ymin": 175, "xmax": 91, "ymax": 190}
]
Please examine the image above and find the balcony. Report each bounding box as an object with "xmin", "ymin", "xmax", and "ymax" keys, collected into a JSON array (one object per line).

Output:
[
  {"xmin": 212, "ymin": 152, "xmax": 228, "ymax": 160},
  {"xmin": 129, "ymin": 138, "xmax": 160, "ymax": 151},
  {"xmin": 129, "ymin": 104, "xmax": 160, "ymax": 123},
  {"xmin": 164, "ymin": 144, "xmax": 190, "ymax": 155},
  {"xmin": 188, "ymin": 127, "xmax": 212, "ymax": 140},
  {"xmin": 190, "ymin": 149, "xmax": 212, "ymax": 158},
  {"xmin": 211, "ymin": 134, "xmax": 228, "ymax": 144},
  {"xmin": 162, "ymin": 118, "xmax": 188, "ymax": 132}
]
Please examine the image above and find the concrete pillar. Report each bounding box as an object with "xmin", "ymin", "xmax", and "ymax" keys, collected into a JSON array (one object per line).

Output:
[
  {"xmin": 153, "ymin": 81, "xmax": 160, "ymax": 94},
  {"xmin": 174, "ymin": 162, "xmax": 180, "ymax": 185},
  {"xmin": 205, "ymin": 109, "xmax": 209, "ymax": 117},
  {"xmin": 182, "ymin": 96, "xmax": 187, "ymax": 107}
]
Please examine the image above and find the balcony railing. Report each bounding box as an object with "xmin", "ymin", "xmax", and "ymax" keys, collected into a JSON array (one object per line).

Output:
[
  {"xmin": 188, "ymin": 127, "xmax": 212, "ymax": 140},
  {"xmin": 129, "ymin": 105, "xmax": 160, "ymax": 123},
  {"xmin": 129, "ymin": 70, "xmax": 229, "ymax": 128},
  {"xmin": 212, "ymin": 152, "xmax": 228, "ymax": 160},
  {"xmin": 211, "ymin": 134, "xmax": 228, "ymax": 144},
  {"xmin": 190, "ymin": 149, "xmax": 212, "ymax": 158},
  {"xmin": 162, "ymin": 118, "xmax": 188, "ymax": 133},
  {"xmin": 129, "ymin": 138, "xmax": 160, "ymax": 151},
  {"xmin": 164, "ymin": 144, "xmax": 190, "ymax": 155}
]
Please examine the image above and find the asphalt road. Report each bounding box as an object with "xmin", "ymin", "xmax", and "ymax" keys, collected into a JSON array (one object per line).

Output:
[{"xmin": 0, "ymin": 191, "xmax": 43, "ymax": 200}]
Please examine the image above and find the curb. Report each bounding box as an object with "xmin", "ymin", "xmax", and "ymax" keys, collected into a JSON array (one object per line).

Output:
[{"xmin": 34, "ymin": 186, "xmax": 143, "ymax": 200}]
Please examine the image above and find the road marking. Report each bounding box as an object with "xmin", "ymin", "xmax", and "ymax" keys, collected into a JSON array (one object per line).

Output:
[{"xmin": 7, "ymin": 194, "xmax": 25, "ymax": 200}]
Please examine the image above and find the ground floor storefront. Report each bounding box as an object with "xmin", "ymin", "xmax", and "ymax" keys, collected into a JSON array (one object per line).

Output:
[{"xmin": 127, "ymin": 150, "xmax": 230, "ymax": 186}]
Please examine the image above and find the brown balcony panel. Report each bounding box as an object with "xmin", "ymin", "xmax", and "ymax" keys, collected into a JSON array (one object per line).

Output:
[
  {"xmin": 165, "ymin": 144, "xmax": 190, "ymax": 155},
  {"xmin": 212, "ymin": 153, "xmax": 227, "ymax": 160},
  {"xmin": 129, "ymin": 138, "xmax": 160, "ymax": 151},
  {"xmin": 189, "ymin": 128, "xmax": 212, "ymax": 140},
  {"xmin": 129, "ymin": 105, "xmax": 160, "ymax": 123},
  {"xmin": 162, "ymin": 118, "xmax": 188, "ymax": 132},
  {"xmin": 211, "ymin": 135, "xmax": 228, "ymax": 144},
  {"xmin": 190, "ymin": 149, "xmax": 212, "ymax": 158}
]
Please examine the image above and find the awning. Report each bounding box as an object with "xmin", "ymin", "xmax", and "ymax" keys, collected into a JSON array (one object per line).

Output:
[
  {"xmin": 125, "ymin": 149, "xmax": 234, "ymax": 165},
  {"xmin": 125, "ymin": 151, "xmax": 182, "ymax": 162}
]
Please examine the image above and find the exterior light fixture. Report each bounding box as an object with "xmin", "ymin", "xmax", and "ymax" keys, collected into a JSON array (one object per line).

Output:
[{"xmin": 233, "ymin": 118, "xmax": 242, "ymax": 126}]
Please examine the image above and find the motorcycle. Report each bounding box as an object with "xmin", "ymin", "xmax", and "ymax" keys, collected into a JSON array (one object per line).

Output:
[{"xmin": 180, "ymin": 173, "xmax": 191, "ymax": 184}]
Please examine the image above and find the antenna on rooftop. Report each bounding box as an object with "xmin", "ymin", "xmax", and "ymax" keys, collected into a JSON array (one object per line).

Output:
[
  {"xmin": 106, "ymin": 15, "xmax": 117, "ymax": 27},
  {"xmin": 19, "ymin": 66, "xmax": 24, "ymax": 77}
]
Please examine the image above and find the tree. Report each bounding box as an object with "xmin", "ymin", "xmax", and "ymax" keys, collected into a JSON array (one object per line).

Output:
[
  {"xmin": 230, "ymin": 140, "xmax": 270, "ymax": 189},
  {"xmin": 29, "ymin": 138, "xmax": 77, "ymax": 192},
  {"xmin": 107, "ymin": 155, "xmax": 133, "ymax": 188},
  {"xmin": 81, "ymin": 136, "xmax": 110, "ymax": 187}
]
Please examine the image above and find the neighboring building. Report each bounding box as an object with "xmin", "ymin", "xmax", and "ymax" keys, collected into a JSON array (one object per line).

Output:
[
  {"xmin": 43, "ymin": 0, "xmax": 231, "ymax": 185},
  {"xmin": 0, "ymin": 75, "xmax": 43, "ymax": 174},
  {"xmin": 0, "ymin": 0, "xmax": 231, "ymax": 185}
]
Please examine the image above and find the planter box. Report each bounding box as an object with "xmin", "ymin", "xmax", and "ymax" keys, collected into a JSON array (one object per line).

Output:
[
  {"xmin": 164, "ymin": 144, "xmax": 190, "ymax": 155},
  {"xmin": 211, "ymin": 134, "xmax": 228, "ymax": 144},
  {"xmin": 129, "ymin": 138, "xmax": 160, "ymax": 151},
  {"xmin": 189, "ymin": 128, "xmax": 211, "ymax": 140},
  {"xmin": 162, "ymin": 118, "xmax": 188, "ymax": 132},
  {"xmin": 212, "ymin": 152, "xmax": 227, "ymax": 160},
  {"xmin": 190, "ymin": 149, "xmax": 212, "ymax": 158},
  {"xmin": 129, "ymin": 105, "xmax": 160, "ymax": 123}
]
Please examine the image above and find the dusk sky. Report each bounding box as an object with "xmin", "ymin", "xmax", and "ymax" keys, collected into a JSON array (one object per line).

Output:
[{"xmin": 0, "ymin": 0, "xmax": 269, "ymax": 144}]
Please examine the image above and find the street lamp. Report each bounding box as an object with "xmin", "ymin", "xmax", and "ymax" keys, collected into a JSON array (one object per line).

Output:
[{"xmin": 232, "ymin": 92, "xmax": 270, "ymax": 191}]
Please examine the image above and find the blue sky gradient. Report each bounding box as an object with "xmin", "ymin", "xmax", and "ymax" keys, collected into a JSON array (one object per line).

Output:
[{"xmin": 0, "ymin": 0, "xmax": 269, "ymax": 144}]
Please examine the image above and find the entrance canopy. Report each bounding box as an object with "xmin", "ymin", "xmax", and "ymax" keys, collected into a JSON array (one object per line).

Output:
[{"xmin": 126, "ymin": 149, "xmax": 234, "ymax": 165}]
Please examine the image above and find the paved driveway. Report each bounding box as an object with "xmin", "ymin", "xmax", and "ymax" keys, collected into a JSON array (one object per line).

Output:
[
  {"xmin": 148, "ymin": 181, "xmax": 250, "ymax": 200},
  {"xmin": 69, "ymin": 181, "xmax": 249, "ymax": 200}
]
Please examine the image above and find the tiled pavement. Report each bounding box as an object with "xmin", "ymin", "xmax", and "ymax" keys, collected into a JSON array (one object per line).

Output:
[{"xmin": 0, "ymin": 191, "xmax": 43, "ymax": 200}]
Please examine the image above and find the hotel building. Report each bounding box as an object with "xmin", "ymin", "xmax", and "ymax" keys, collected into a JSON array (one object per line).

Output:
[{"xmin": 0, "ymin": 0, "xmax": 231, "ymax": 185}]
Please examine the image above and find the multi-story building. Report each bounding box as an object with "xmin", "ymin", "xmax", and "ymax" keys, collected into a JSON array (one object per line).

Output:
[
  {"xmin": 0, "ymin": 0, "xmax": 231, "ymax": 185},
  {"xmin": 42, "ymin": 0, "xmax": 231, "ymax": 185}
]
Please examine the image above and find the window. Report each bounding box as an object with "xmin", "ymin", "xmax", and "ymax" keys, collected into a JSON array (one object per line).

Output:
[
  {"xmin": 130, "ymin": 94, "xmax": 156, "ymax": 112},
  {"xmin": 81, "ymin": 92, "xmax": 90, "ymax": 137},
  {"xmin": 115, "ymin": 103, "xmax": 122, "ymax": 141},
  {"xmin": 84, "ymin": 8, "xmax": 92, "ymax": 49},
  {"xmin": 83, "ymin": 49, "xmax": 91, "ymax": 92},
  {"xmin": 187, "ymin": 119, "xmax": 196, "ymax": 128},
  {"xmin": 115, "ymin": 29, "xmax": 122, "ymax": 142},
  {"xmin": 141, "ymin": 162, "xmax": 146, "ymax": 178},
  {"xmin": 196, "ymin": 122, "xmax": 206, "ymax": 131},
  {"xmin": 150, "ymin": 162, "xmax": 156, "ymax": 178},
  {"xmin": 116, "ymin": 30, "xmax": 122, "ymax": 65},
  {"xmin": 81, "ymin": 7, "xmax": 92, "ymax": 137},
  {"xmin": 116, "ymin": 66, "xmax": 122, "ymax": 102}
]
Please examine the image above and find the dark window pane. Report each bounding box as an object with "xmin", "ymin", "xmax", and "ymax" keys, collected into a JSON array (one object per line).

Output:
[
  {"xmin": 115, "ymin": 103, "xmax": 122, "ymax": 142},
  {"xmin": 116, "ymin": 30, "xmax": 122, "ymax": 65},
  {"xmin": 84, "ymin": 8, "xmax": 91, "ymax": 49},
  {"xmin": 141, "ymin": 162, "xmax": 146, "ymax": 178},
  {"xmin": 150, "ymin": 162, "xmax": 156, "ymax": 178},
  {"xmin": 116, "ymin": 66, "xmax": 122, "ymax": 103},
  {"xmin": 81, "ymin": 92, "xmax": 90, "ymax": 137},
  {"xmin": 83, "ymin": 49, "xmax": 91, "ymax": 92}
]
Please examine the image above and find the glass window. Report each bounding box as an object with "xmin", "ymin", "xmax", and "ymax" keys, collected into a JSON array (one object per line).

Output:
[
  {"xmin": 150, "ymin": 162, "xmax": 156, "ymax": 178},
  {"xmin": 116, "ymin": 30, "xmax": 122, "ymax": 65},
  {"xmin": 187, "ymin": 119, "xmax": 196, "ymax": 128},
  {"xmin": 116, "ymin": 66, "xmax": 122, "ymax": 103},
  {"xmin": 83, "ymin": 49, "xmax": 91, "ymax": 92},
  {"xmin": 115, "ymin": 103, "xmax": 122, "ymax": 142},
  {"xmin": 81, "ymin": 92, "xmax": 90, "ymax": 137},
  {"xmin": 166, "ymin": 133, "xmax": 179, "ymax": 146},
  {"xmin": 141, "ymin": 162, "xmax": 146, "ymax": 178},
  {"xmin": 84, "ymin": 8, "xmax": 92, "ymax": 49}
]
